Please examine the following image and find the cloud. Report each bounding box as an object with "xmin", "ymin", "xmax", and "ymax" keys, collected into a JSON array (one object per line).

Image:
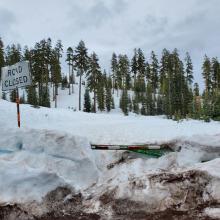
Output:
[
  {"xmin": 0, "ymin": 0, "xmax": 220, "ymax": 87},
  {"xmin": 0, "ymin": 8, "xmax": 16, "ymax": 39}
]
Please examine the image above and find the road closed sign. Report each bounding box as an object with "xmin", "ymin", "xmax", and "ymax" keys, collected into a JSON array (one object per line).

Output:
[{"xmin": 1, "ymin": 61, "xmax": 32, "ymax": 91}]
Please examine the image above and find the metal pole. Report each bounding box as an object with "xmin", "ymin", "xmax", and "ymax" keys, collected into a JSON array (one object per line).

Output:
[
  {"xmin": 91, "ymin": 144, "xmax": 162, "ymax": 150},
  {"xmin": 16, "ymin": 87, "xmax": 20, "ymax": 128}
]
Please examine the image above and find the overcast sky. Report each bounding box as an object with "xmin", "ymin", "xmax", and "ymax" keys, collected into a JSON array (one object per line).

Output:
[{"xmin": 0, "ymin": 0, "xmax": 220, "ymax": 87}]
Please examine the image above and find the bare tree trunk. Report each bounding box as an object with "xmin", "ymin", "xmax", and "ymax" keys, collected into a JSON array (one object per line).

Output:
[
  {"xmin": 69, "ymin": 63, "xmax": 71, "ymax": 95},
  {"xmin": 94, "ymin": 90, "xmax": 96, "ymax": 113},
  {"xmin": 55, "ymin": 85, "xmax": 57, "ymax": 108},
  {"xmin": 71, "ymin": 74, "xmax": 74, "ymax": 93},
  {"xmin": 53, "ymin": 83, "xmax": 55, "ymax": 101},
  {"xmin": 79, "ymin": 73, "xmax": 82, "ymax": 111},
  {"xmin": 112, "ymin": 73, "xmax": 115, "ymax": 94}
]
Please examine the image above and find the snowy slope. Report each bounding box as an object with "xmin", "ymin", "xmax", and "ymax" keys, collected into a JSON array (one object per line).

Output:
[{"xmin": 0, "ymin": 97, "xmax": 220, "ymax": 218}]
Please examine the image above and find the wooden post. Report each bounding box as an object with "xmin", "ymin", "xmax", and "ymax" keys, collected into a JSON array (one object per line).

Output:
[
  {"xmin": 16, "ymin": 87, "xmax": 20, "ymax": 128},
  {"xmin": 55, "ymin": 85, "xmax": 57, "ymax": 108}
]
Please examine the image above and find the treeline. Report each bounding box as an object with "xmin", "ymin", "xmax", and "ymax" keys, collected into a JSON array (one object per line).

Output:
[
  {"xmin": 0, "ymin": 37, "xmax": 220, "ymax": 121},
  {"xmin": 0, "ymin": 38, "xmax": 63, "ymax": 107}
]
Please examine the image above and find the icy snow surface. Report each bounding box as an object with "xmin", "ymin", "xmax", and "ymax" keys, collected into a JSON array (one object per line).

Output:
[{"xmin": 0, "ymin": 99, "xmax": 220, "ymax": 206}]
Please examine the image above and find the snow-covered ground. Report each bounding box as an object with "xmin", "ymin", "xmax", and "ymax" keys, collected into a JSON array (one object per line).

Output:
[{"xmin": 0, "ymin": 87, "xmax": 220, "ymax": 219}]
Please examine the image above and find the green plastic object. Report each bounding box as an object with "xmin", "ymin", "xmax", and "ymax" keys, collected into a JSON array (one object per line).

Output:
[{"xmin": 130, "ymin": 148, "xmax": 173, "ymax": 158}]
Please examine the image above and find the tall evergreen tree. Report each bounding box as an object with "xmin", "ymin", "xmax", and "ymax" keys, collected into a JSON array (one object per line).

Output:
[
  {"xmin": 120, "ymin": 89, "xmax": 129, "ymax": 115},
  {"xmin": 73, "ymin": 41, "xmax": 89, "ymax": 111},
  {"xmin": 131, "ymin": 48, "xmax": 138, "ymax": 86},
  {"xmin": 194, "ymin": 83, "xmax": 200, "ymax": 96},
  {"xmin": 6, "ymin": 44, "xmax": 22, "ymax": 102},
  {"xmin": 84, "ymin": 88, "xmax": 91, "ymax": 112},
  {"xmin": 66, "ymin": 47, "xmax": 73, "ymax": 95},
  {"xmin": 149, "ymin": 51, "xmax": 159, "ymax": 93},
  {"xmin": 185, "ymin": 52, "xmax": 194, "ymax": 86},
  {"xmin": 105, "ymin": 76, "xmax": 113, "ymax": 112},
  {"xmin": 117, "ymin": 55, "xmax": 130, "ymax": 89},
  {"xmin": 111, "ymin": 53, "xmax": 118, "ymax": 94},
  {"xmin": 27, "ymin": 85, "xmax": 38, "ymax": 107},
  {"xmin": 0, "ymin": 38, "xmax": 5, "ymax": 81},
  {"xmin": 87, "ymin": 52, "xmax": 102, "ymax": 112},
  {"xmin": 2, "ymin": 92, "xmax": 6, "ymax": 100},
  {"xmin": 202, "ymin": 55, "xmax": 212, "ymax": 95},
  {"xmin": 149, "ymin": 51, "xmax": 159, "ymax": 114},
  {"xmin": 53, "ymin": 40, "xmax": 63, "ymax": 96},
  {"xmin": 146, "ymin": 83, "xmax": 154, "ymax": 115},
  {"xmin": 211, "ymin": 57, "xmax": 220, "ymax": 91}
]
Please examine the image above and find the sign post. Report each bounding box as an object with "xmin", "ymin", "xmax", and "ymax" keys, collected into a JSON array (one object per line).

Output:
[
  {"xmin": 16, "ymin": 87, "xmax": 20, "ymax": 128},
  {"xmin": 1, "ymin": 61, "xmax": 32, "ymax": 128}
]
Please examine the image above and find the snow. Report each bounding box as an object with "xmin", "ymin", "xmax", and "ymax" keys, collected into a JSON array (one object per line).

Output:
[
  {"xmin": 205, "ymin": 208, "xmax": 220, "ymax": 219},
  {"xmin": 0, "ymin": 128, "xmax": 99, "ymax": 204},
  {"xmin": 0, "ymin": 88, "xmax": 220, "ymax": 214}
]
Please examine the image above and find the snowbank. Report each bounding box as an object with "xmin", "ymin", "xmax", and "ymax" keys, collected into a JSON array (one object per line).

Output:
[
  {"xmin": 1, "ymin": 99, "xmax": 220, "ymax": 145},
  {"xmin": 0, "ymin": 128, "xmax": 99, "ymax": 204},
  {"xmin": 0, "ymin": 100, "xmax": 220, "ymax": 218}
]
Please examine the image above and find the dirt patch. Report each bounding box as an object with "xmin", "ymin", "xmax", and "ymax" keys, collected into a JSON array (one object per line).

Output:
[
  {"xmin": 149, "ymin": 170, "xmax": 212, "ymax": 211},
  {"xmin": 0, "ymin": 204, "xmax": 34, "ymax": 220},
  {"xmin": 1, "ymin": 170, "xmax": 220, "ymax": 220}
]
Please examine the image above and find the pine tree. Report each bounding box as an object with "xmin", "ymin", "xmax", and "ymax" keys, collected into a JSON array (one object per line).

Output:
[
  {"xmin": 6, "ymin": 44, "xmax": 22, "ymax": 102},
  {"xmin": 105, "ymin": 76, "xmax": 113, "ymax": 112},
  {"xmin": 202, "ymin": 55, "xmax": 212, "ymax": 95},
  {"xmin": 111, "ymin": 53, "xmax": 118, "ymax": 94},
  {"xmin": 134, "ymin": 49, "xmax": 146, "ymax": 102},
  {"xmin": 97, "ymin": 77, "xmax": 105, "ymax": 111},
  {"xmin": 120, "ymin": 89, "xmax": 129, "ymax": 115},
  {"xmin": 61, "ymin": 75, "xmax": 68, "ymax": 89},
  {"xmin": 84, "ymin": 88, "xmax": 91, "ymax": 112},
  {"xmin": 132, "ymin": 96, "xmax": 140, "ymax": 114},
  {"xmin": 10, "ymin": 90, "xmax": 17, "ymax": 102},
  {"xmin": 149, "ymin": 51, "xmax": 159, "ymax": 115},
  {"xmin": 73, "ymin": 41, "xmax": 89, "ymax": 111},
  {"xmin": 117, "ymin": 55, "xmax": 130, "ymax": 89},
  {"xmin": 41, "ymin": 86, "xmax": 50, "ymax": 107},
  {"xmin": 159, "ymin": 49, "xmax": 170, "ymax": 116},
  {"xmin": 27, "ymin": 85, "xmax": 38, "ymax": 107},
  {"xmin": 157, "ymin": 95, "xmax": 163, "ymax": 115},
  {"xmin": 146, "ymin": 83, "xmax": 154, "ymax": 115},
  {"xmin": 2, "ymin": 92, "xmax": 6, "ymax": 100},
  {"xmin": 54, "ymin": 40, "xmax": 63, "ymax": 64},
  {"xmin": 53, "ymin": 40, "xmax": 63, "ymax": 97},
  {"xmin": 131, "ymin": 49, "xmax": 138, "ymax": 86},
  {"xmin": 31, "ymin": 39, "xmax": 52, "ymax": 106},
  {"xmin": 211, "ymin": 57, "xmax": 220, "ymax": 92},
  {"xmin": 212, "ymin": 90, "xmax": 220, "ymax": 121},
  {"xmin": 105, "ymin": 86, "xmax": 112, "ymax": 112},
  {"xmin": 137, "ymin": 48, "xmax": 146, "ymax": 79},
  {"xmin": 128, "ymin": 95, "xmax": 132, "ymax": 112},
  {"xmin": 149, "ymin": 51, "xmax": 159, "ymax": 93},
  {"xmin": 202, "ymin": 92, "xmax": 212, "ymax": 122},
  {"xmin": 111, "ymin": 97, "xmax": 115, "ymax": 109},
  {"xmin": 66, "ymin": 47, "xmax": 73, "ymax": 95},
  {"xmin": 194, "ymin": 83, "xmax": 200, "ymax": 96},
  {"xmin": 0, "ymin": 38, "xmax": 5, "ymax": 81},
  {"xmin": 185, "ymin": 52, "xmax": 194, "ymax": 86},
  {"xmin": 141, "ymin": 97, "xmax": 147, "ymax": 115},
  {"xmin": 191, "ymin": 83, "xmax": 201, "ymax": 119},
  {"xmin": 87, "ymin": 52, "xmax": 102, "ymax": 112}
]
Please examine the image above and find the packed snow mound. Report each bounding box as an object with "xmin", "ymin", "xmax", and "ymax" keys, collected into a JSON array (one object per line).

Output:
[
  {"xmin": 0, "ymin": 128, "xmax": 99, "ymax": 204},
  {"xmin": 0, "ymin": 99, "xmax": 220, "ymax": 145},
  {"xmin": 1, "ymin": 100, "xmax": 220, "ymax": 218}
]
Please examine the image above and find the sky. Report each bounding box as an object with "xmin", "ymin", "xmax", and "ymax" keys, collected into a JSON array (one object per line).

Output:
[{"xmin": 0, "ymin": 0, "xmax": 220, "ymax": 88}]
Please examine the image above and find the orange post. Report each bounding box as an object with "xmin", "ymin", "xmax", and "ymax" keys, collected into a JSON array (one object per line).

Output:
[{"xmin": 16, "ymin": 88, "xmax": 20, "ymax": 128}]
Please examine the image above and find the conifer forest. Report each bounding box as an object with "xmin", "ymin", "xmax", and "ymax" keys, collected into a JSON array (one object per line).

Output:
[{"xmin": 0, "ymin": 37, "xmax": 220, "ymax": 122}]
